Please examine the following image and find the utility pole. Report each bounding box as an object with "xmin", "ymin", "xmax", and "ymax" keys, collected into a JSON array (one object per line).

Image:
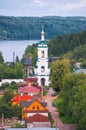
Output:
[
  {"xmin": 13, "ymin": 52, "xmax": 15, "ymax": 63},
  {"xmin": 13, "ymin": 52, "xmax": 15, "ymax": 73}
]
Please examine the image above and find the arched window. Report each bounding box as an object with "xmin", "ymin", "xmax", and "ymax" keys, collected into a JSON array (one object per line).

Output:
[
  {"xmin": 41, "ymin": 66, "xmax": 45, "ymax": 72},
  {"xmin": 32, "ymin": 106, "xmax": 35, "ymax": 109},
  {"xmin": 41, "ymin": 78, "xmax": 45, "ymax": 86},
  {"xmin": 37, "ymin": 106, "xmax": 39, "ymax": 110},
  {"xmin": 41, "ymin": 51, "xmax": 44, "ymax": 58}
]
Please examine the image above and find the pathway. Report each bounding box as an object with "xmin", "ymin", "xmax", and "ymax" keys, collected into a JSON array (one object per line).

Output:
[{"xmin": 44, "ymin": 88, "xmax": 77, "ymax": 130}]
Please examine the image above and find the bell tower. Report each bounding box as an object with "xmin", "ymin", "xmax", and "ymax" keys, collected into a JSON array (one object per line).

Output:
[{"xmin": 34, "ymin": 27, "xmax": 50, "ymax": 86}]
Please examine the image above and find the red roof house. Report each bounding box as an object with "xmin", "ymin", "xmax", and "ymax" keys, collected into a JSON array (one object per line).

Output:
[
  {"xmin": 11, "ymin": 95, "xmax": 33, "ymax": 105},
  {"xmin": 18, "ymin": 85, "xmax": 40, "ymax": 96},
  {"xmin": 26, "ymin": 114, "xmax": 51, "ymax": 127}
]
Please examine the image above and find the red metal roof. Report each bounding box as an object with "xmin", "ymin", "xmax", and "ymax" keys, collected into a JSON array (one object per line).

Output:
[
  {"xmin": 27, "ymin": 114, "xmax": 50, "ymax": 123},
  {"xmin": 18, "ymin": 85, "xmax": 40, "ymax": 93},
  {"xmin": 11, "ymin": 95, "xmax": 33, "ymax": 104}
]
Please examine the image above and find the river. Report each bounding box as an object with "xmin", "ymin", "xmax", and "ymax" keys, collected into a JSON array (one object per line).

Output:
[{"xmin": 0, "ymin": 40, "xmax": 38, "ymax": 62}]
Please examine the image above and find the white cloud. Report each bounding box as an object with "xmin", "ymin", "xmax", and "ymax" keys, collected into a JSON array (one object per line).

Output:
[
  {"xmin": 77, "ymin": 0, "xmax": 86, "ymax": 8},
  {"xmin": 66, "ymin": 0, "xmax": 86, "ymax": 10},
  {"xmin": 53, "ymin": 0, "xmax": 86, "ymax": 12},
  {"xmin": 52, "ymin": 0, "xmax": 86, "ymax": 15},
  {"xmin": 0, "ymin": 0, "xmax": 86, "ymax": 16},
  {"xmin": 34, "ymin": 0, "xmax": 46, "ymax": 7}
]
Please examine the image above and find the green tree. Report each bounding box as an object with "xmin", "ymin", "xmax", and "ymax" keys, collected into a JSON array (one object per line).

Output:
[
  {"xmin": 0, "ymin": 103, "xmax": 13, "ymax": 118},
  {"xmin": 14, "ymin": 62, "xmax": 23, "ymax": 78},
  {"xmin": 0, "ymin": 51, "xmax": 4, "ymax": 63},
  {"xmin": 3, "ymin": 65, "xmax": 16, "ymax": 79},
  {"xmin": 50, "ymin": 59, "xmax": 70, "ymax": 91},
  {"xmin": 72, "ymin": 44, "xmax": 86, "ymax": 61},
  {"xmin": 0, "ymin": 63, "xmax": 5, "ymax": 80},
  {"xmin": 56, "ymin": 73, "xmax": 86, "ymax": 128},
  {"xmin": 15, "ymin": 56, "xmax": 20, "ymax": 62},
  {"xmin": 80, "ymin": 60, "xmax": 86, "ymax": 68},
  {"xmin": 0, "ymin": 89, "xmax": 14, "ymax": 118},
  {"xmin": 12, "ymin": 105, "xmax": 22, "ymax": 119},
  {"xmin": 2, "ymin": 89, "xmax": 14, "ymax": 104},
  {"xmin": 0, "ymin": 52, "xmax": 4, "ymax": 80},
  {"xmin": 72, "ymin": 85, "xmax": 86, "ymax": 130},
  {"xmin": 0, "ymin": 88, "xmax": 22, "ymax": 119}
]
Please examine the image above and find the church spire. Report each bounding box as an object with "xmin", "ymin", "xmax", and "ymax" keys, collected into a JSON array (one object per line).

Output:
[{"xmin": 41, "ymin": 26, "xmax": 45, "ymax": 41}]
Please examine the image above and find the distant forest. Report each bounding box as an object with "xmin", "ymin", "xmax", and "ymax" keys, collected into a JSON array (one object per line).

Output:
[
  {"xmin": 0, "ymin": 16, "xmax": 86, "ymax": 40},
  {"xmin": 48, "ymin": 30, "xmax": 86, "ymax": 57}
]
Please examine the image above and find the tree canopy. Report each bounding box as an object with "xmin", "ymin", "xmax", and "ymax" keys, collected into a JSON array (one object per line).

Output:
[
  {"xmin": 0, "ymin": 51, "xmax": 4, "ymax": 63},
  {"xmin": 0, "ymin": 85, "xmax": 22, "ymax": 118},
  {"xmin": 48, "ymin": 30, "xmax": 86, "ymax": 57},
  {"xmin": 55, "ymin": 73, "xmax": 86, "ymax": 130},
  {"xmin": 50, "ymin": 59, "xmax": 70, "ymax": 91},
  {"xmin": 0, "ymin": 16, "xmax": 86, "ymax": 40}
]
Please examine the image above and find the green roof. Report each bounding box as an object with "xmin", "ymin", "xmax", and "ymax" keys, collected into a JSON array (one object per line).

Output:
[{"xmin": 38, "ymin": 40, "xmax": 47, "ymax": 45}]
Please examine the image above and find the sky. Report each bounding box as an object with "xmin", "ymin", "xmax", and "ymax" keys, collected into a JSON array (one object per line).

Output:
[{"xmin": 0, "ymin": 0, "xmax": 86, "ymax": 17}]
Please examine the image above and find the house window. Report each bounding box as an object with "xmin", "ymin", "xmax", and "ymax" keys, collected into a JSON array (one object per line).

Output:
[
  {"xmin": 41, "ymin": 51, "xmax": 44, "ymax": 58},
  {"xmin": 32, "ymin": 106, "xmax": 35, "ymax": 109},
  {"xmin": 37, "ymin": 106, "xmax": 39, "ymax": 110},
  {"xmin": 41, "ymin": 66, "xmax": 45, "ymax": 72}
]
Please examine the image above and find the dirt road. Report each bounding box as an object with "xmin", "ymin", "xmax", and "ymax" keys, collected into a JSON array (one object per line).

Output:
[{"xmin": 44, "ymin": 88, "xmax": 77, "ymax": 130}]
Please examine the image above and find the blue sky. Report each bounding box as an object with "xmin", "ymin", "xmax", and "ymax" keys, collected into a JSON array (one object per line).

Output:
[{"xmin": 0, "ymin": 0, "xmax": 86, "ymax": 16}]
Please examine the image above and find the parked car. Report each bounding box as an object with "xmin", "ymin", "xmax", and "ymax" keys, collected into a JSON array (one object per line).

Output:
[{"xmin": 51, "ymin": 91, "xmax": 56, "ymax": 96}]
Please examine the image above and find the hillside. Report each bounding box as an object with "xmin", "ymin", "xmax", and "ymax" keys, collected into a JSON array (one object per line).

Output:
[
  {"xmin": 0, "ymin": 16, "xmax": 86, "ymax": 40},
  {"xmin": 48, "ymin": 30, "xmax": 86, "ymax": 57}
]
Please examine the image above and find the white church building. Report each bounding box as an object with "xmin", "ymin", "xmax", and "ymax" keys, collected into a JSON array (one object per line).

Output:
[{"xmin": 34, "ymin": 27, "xmax": 50, "ymax": 86}]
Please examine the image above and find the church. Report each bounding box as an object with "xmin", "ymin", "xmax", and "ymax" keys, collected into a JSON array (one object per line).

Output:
[
  {"xmin": 24, "ymin": 27, "xmax": 50, "ymax": 86},
  {"xmin": 34, "ymin": 27, "xmax": 50, "ymax": 86}
]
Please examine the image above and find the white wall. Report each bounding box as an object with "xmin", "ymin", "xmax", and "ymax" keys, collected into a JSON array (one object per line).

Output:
[{"xmin": 0, "ymin": 79, "xmax": 23, "ymax": 86}]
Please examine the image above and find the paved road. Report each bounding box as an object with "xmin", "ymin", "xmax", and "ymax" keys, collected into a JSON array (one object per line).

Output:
[{"xmin": 44, "ymin": 88, "xmax": 77, "ymax": 130}]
